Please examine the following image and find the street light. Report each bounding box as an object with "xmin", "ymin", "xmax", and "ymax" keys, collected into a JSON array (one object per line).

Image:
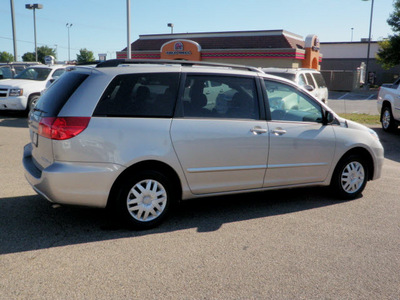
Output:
[
  {"xmin": 66, "ymin": 23, "xmax": 73, "ymax": 62},
  {"xmin": 362, "ymin": 0, "xmax": 374, "ymax": 88},
  {"xmin": 25, "ymin": 3, "xmax": 43, "ymax": 62},
  {"xmin": 168, "ymin": 23, "xmax": 174, "ymax": 34}
]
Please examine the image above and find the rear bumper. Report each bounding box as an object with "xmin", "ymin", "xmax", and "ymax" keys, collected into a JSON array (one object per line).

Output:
[{"xmin": 23, "ymin": 143, "xmax": 124, "ymax": 208}]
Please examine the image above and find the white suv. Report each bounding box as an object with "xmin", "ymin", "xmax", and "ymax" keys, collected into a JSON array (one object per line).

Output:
[
  {"xmin": 263, "ymin": 68, "xmax": 329, "ymax": 104},
  {"xmin": 23, "ymin": 59, "xmax": 383, "ymax": 229},
  {"xmin": 0, "ymin": 64, "xmax": 68, "ymax": 112}
]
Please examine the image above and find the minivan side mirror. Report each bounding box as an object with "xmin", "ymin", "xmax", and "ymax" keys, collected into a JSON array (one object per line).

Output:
[{"xmin": 323, "ymin": 110, "xmax": 335, "ymax": 125}]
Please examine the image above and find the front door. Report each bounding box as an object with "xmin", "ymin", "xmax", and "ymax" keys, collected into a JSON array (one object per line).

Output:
[{"xmin": 263, "ymin": 79, "xmax": 336, "ymax": 187}]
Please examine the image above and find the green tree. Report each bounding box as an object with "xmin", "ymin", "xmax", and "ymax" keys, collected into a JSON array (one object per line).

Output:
[
  {"xmin": 22, "ymin": 52, "xmax": 35, "ymax": 62},
  {"xmin": 22, "ymin": 46, "xmax": 56, "ymax": 64},
  {"xmin": 77, "ymin": 48, "xmax": 95, "ymax": 64},
  {"xmin": 0, "ymin": 51, "xmax": 14, "ymax": 62},
  {"xmin": 377, "ymin": 0, "xmax": 400, "ymax": 69}
]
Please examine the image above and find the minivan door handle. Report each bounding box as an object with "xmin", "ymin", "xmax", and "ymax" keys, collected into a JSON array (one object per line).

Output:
[
  {"xmin": 271, "ymin": 128, "xmax": 287, "ymax": 136},
  {"xmin": 250, "ymin": 127, "xmax": 268, "ymax": 135}
]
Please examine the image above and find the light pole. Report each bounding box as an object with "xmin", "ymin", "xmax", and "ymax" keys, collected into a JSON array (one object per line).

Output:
[
  {"xmin": 10, "ymin": 0, "xmax": 18, "ymax": 61},
  {"xmin": 168, "ymin": 23, "xmax": 174, "ymax": 34},
  {"xmin": 363, "ymin": 0, "xmax": 374, "ymax": 88},
  {"xmin": 126, "ymin": 0, "xmax": 131, "ymax": 59},
  {"xmin": 25, "ymin": 3, "xmax": 43, "ymax": 62},
  {"xmin": 66, "ymin": 23, "xmax": 73, "ymax": 62},
  {"xmin": 351, "ymin": 28, "xmax": 354, "ymax": 42}
]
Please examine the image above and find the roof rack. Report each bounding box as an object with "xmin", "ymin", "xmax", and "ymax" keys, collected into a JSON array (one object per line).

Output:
[{"xmin": 96, "ymin": 59, "xmax": 264, "ymax": 74}]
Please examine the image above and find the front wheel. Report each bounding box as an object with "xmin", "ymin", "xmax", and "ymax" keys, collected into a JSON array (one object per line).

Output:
[
  {"xmin": 28, "ymin": 95, "xmax": 40, "ymax": 112},
  {"xmin": 330, "ymin": 155, "xmax": 368, "ymax": 200},
  {"xmin": 116, "ymin": 170, "xmax": 174, "ymax": 229},
  {"xmin": 381, "ymin": 105, "xmax": 397, "ymax": 132}
]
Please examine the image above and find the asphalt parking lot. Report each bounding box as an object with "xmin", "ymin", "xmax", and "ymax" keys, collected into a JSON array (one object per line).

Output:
[
  {"xmin": 1, "ymin": 107, "xmax": 399, "ymax": 299},
  {"xmin": 328, "ymin": 90, "xmax": 379, "ymax": 115}
]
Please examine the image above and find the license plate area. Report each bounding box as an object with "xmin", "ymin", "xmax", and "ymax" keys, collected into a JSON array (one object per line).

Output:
[{"xmin": 32, "ymin": 132, "xmax": 38, "ymax": 147}]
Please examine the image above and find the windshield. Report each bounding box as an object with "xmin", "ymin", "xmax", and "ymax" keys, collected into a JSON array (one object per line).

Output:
[{"xmin": 15, "ymin": 67, "xmax": 51, "ymax": 81}]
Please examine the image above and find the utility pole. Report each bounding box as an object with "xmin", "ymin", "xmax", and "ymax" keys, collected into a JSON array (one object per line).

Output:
[{"xmin": 10, "ymin": 0, "xmax": 18, "ymax": 61}]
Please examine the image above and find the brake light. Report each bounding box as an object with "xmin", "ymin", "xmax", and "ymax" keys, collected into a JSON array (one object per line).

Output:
[{"xmin": 38, "ymin": 117, "xmax": 90, "ymax": 140}]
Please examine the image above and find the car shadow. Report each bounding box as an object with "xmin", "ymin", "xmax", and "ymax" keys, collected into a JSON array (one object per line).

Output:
[
  {"xmin": 372, "ymin": 127, "xmax": 400, "ymax": 163},
  {"xmin": 0, "ymin": 188, "xmax": 351, "ymax": 255},
  {"xmin": 0, "ymin": 112, "xmax": 28, "ymax": 128}
]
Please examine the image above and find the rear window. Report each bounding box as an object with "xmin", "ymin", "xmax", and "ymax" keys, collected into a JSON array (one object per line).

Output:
[
  {"xmin": 34, "ymin": 72, "xmax": 89, "ymax": 116},
  {"xmin": 93, "ymin": 73, "xmax": 179, "ymax": 118}
]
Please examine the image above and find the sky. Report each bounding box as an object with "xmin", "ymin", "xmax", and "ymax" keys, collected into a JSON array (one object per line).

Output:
[{"xmin": 0, "ymin": 0, "xmax": 396, "ymax": 62}]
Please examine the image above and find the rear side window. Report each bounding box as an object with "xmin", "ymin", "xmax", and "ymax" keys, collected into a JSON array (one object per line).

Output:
[
  {"xmin": 182, "ymin": 75, "xmax": 259, "ymax": 119},
  {"xmin": 94, "ymin": 73, "xmax": 179, "ymax": 118},
  {"xmin": 34, "ymin": 72, "xmax": 89, "ymax": 116},
  {"xmin": 312, "ymin": 73, "xmax": 327, "ymax": 88}
]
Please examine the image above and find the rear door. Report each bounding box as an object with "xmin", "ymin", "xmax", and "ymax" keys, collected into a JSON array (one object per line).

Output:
[
  {"xmin": 171, "ymin": 73, "xmax": 269, "ymax": 194},
  {"xmin": 28, "ymin": 72, "xmax": 89, "ymax": 170}
]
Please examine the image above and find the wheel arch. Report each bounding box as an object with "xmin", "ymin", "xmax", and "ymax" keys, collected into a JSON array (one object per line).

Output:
[
  {"xmin": 334, "ymin": 147, "xmax": 374, "ymax": 181},
  {"xmin": 106, "ymin": 160, "xmax": 183, "ymax": 209}
]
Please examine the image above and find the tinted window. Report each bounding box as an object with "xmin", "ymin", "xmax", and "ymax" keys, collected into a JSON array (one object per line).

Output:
[
  {"xmin": 264, "ymin": 80, "xmax": 323, "ymax": 123},
  {"xmin": 52, "ymin": 69, "xmax": 66, "ymax": 78},
  {"xmin": 94, "ymin": 73, "xmax": 179, "ymax": 118},
  {"xmin": 312, "ymin": 73, "xmax": 327, "ymax": 88},
  {"xmin": 182, "ymin": 75, "xmax": 259, "ymax": 119},
  {"xmin": 0, "ymin": 67, "xmax": 12, "ymax": 79},
  {"xmin": 34, "ymin": 72, "xmax": 89, "ymax": 116}
]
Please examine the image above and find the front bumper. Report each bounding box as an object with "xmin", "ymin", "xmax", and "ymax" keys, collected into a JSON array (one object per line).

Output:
[
  {"xmin": 0, "ymin": 96, "xmax": 27, "ymax": 110},
  {"xmin": 23, "ymin": 143, "xmax": 124, "ymax": 208}
]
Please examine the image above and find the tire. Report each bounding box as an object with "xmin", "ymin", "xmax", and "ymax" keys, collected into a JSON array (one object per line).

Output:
[
  {"xmin": 28, "ymin": 95, "xmax": 40, "ymax": 112},
  {"xmin": 381, "ymin": 105, "xmax": 397, "ymax": 132},
  {"xmin": 116, "ymin": 170, "xmax": 174, "ymax": 229},
  {"xmin": 331, "ymin": 155, "xmax": 368, "ymax": 200}
]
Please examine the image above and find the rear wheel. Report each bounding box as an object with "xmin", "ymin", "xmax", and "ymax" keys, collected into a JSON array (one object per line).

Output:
[
  {"xmin": 331, "ymin": 155, "xmax": 368, "ymax": 200},
  {"xmin": 116, "ymin": 170, "xmax": 174, "ymax": 229},
  {"xmin": 381, "ymin": 105, "xmax": 397, "ymax": 132}
]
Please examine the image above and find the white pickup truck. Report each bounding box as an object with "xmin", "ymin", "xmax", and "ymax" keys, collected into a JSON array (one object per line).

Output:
[
  {"xmin": 377, "ymin": 78, "xmax": 400, "ymax": 132},
  {"xmin": 0, "ymin": 64, "xmax": 68, "ymax": 113}
]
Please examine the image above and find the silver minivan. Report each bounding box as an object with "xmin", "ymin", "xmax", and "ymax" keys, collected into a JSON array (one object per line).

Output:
[{"xmin": 23, "ymin": 60, "xmax": 384, "ymax": 229}]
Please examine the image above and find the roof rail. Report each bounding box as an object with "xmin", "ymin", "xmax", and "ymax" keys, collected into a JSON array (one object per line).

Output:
[{"xmin": 96, "ymin": 59, "xmax": 264, "ymax": 73}]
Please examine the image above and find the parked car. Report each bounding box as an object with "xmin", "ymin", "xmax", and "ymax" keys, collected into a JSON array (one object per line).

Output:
[
  {"xmin": 263, "ymin": 68, "xmax": 329, "ymax": 104},
  {"xmin": 377, "ymin": 78, "xmax": 400, "ymax": 132},
  {"xmin": 0, "ymin": 62, "xmax": 41, "ymax": 80},
  {"xmin": 0, "ymin": 64, "xmax": 69, "ymax": 112},
  {"xmin": 23, "ymin": 59, "xmax": 384, "ymax": 229}
]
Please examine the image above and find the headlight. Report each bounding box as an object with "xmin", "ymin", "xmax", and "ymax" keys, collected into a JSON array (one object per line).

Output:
[
  {"xmin": 9, "ymin": 88, "xmax": 23, "ymax": 97},
  {"xmin": 368, "ymin": 128, "xmax": 380, "ymax": 141}
]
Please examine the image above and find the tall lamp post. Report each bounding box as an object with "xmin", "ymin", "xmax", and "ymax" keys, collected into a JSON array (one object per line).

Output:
[
  {"xmin": 126, "ymin": 0, "xmax": 131, "ymax": 59},
  {"xmin": 168, "ymin": 23, "xmax": 174, "ymax": 34},
  {"xmin": 363, "ymin": 0, "xmax": 374, "ymax": 88},
  {"xmin": 25, "ymin": 3, "xmax": 43, "ymax": 62},
  {"xmin": 66, "ymin": 23, "xmax": 73, "ymax": 62}
]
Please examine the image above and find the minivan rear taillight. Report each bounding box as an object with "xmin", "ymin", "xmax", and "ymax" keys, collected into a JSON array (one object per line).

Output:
[{"xmin": 38, "ymin": 117, "xmax": 90, "ymax": 140}]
